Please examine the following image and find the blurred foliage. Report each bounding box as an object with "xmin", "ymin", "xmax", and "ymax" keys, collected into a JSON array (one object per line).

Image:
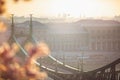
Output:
[
  {"xmin": 0, "ymin": 0, "xmax": 31, "ymax": 15},
  {"xmin": 0, "ymin": 42, "xmax": 49, "ymax": 80}
]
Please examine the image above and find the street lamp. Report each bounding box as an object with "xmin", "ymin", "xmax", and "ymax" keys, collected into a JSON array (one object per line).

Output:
[
  {"xmin": 55, "ymin": 55, "xmax": 58, "ymax": 73},
  {"xmin": 79, "ymin": 27, "xmax": 89, "ymax": 73},
  {"xmin": 63, "ymin": 53, "xmax": 66, "ymax": 65}
]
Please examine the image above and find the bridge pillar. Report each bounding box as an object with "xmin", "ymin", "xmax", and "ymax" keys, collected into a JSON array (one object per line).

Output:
[
  {"xmin": 23, "ymin": 14, "xmax": 33, "ymax": 44},
  {"xmin": 8, "ymin": 14, "xmax": 15, "ymax": 44},
  {"xmin": 11, "ymin": 14, "xmax": 14, "ymax": 36},
  {"xmin": 29, "ymin": 14, "xmax": 33, "ymax": 37}
]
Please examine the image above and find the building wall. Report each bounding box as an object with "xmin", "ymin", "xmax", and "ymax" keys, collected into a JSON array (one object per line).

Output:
[
  {"xmin": 14, "ymin": 24, "xmax": 120, "ymax": 52},
  {"xmin": 38, "ymin": 26, "xmax": 120, "ymax": 52},
  {"xmin": 87, "ymin": 26, "xmax": 120, "ymax": 51}
]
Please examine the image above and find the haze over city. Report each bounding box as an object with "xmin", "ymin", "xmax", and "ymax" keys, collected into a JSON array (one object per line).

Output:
[
  {"xmin": 6, "ymin": 0, "xmax": 120, "ymax": 18},
  {"xmin": 0, "ymin": 0, "xmax": 120, "ymax": 80}
]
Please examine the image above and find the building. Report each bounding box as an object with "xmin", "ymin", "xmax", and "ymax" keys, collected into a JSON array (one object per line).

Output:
[{"xmin": 14, "ymin": 19, "xmax": 120, "ymax": 71}]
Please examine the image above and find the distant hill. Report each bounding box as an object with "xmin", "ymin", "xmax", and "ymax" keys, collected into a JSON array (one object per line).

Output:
[
  {"xmin": 75, "ymin": 19, "xmax": 120, "ymax": 27},
  {"xmin": 16, "ymin": 20, "xmax": 47, "ymax": 28}
]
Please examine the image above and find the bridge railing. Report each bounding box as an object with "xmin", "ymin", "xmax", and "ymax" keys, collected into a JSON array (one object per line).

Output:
[{"xmin": 85, "ymin": 58, "xmax": 120, "ymax": 80}]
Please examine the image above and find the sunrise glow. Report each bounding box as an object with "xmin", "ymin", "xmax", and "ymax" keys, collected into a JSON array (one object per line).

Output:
[{"xmin": 6, "ymin": 0, "xmax": 120, "ymax": 18}]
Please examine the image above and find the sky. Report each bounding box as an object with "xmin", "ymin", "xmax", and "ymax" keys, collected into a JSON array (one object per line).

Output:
[{"xmin": 6, "ymin": 0, "xmax": 120, "ymax": 18}]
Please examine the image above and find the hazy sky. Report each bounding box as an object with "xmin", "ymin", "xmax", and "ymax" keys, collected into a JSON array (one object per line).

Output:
[{"xmin": 6, "ymin": 0, "xmax": 120, "ymax": 18}]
